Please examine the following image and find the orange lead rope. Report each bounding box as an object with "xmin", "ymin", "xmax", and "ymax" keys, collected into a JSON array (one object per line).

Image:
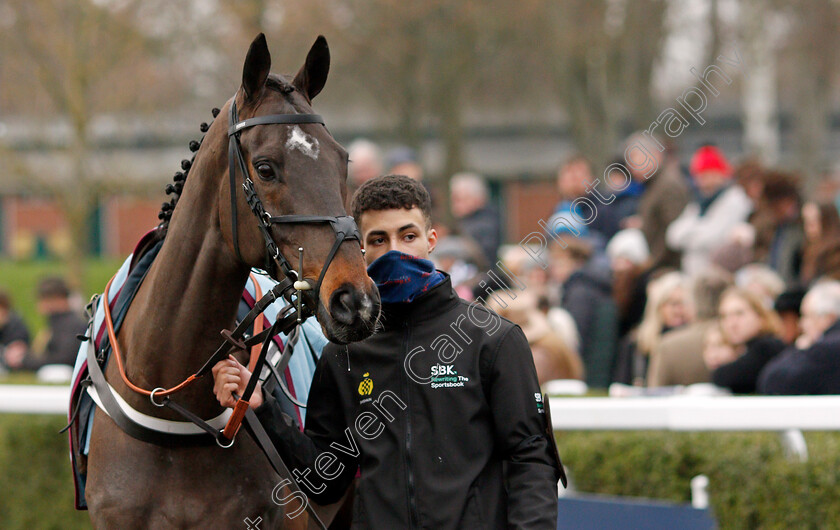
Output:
[
  {"xmin": 101, "ymin": 272, "xmax": 270, "ymax": 441},
  {"xmin": 101, "ymin": 276, "xmax": 199, "ymax": 399}
]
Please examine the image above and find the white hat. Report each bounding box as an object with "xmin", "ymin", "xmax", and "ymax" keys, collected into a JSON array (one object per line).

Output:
[{"xmin": 606, "ymin": 228, "xmax": 650, "ymax": 265}]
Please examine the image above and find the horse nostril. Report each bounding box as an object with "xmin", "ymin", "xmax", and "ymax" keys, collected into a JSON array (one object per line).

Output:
[
  {"xmin": 329, "ymin": 286, "xmax": 359, "ymax": 326},
  {"xmin": 339, "ymin": 291, "xmax": 355, "ymax": 311},
  {"xmin": 329, "ymin": 285, "xmax": 380, "ymax": 328}
]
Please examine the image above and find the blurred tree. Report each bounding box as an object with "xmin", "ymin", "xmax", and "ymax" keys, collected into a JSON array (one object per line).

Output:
[
  {"xmin": 739, "ymin": 0, "xmax": 781, "ymax": 165},
  {"xmin": 0, "ymin": 0, "xmax": 177, "ymax": 286},
  {"xmin": 783, "ymin": 0, "xmax": 840, "ymax": 194},
  {"xmin": 532, "ymin": 0, "xmax": 667, "ymax": 169}
]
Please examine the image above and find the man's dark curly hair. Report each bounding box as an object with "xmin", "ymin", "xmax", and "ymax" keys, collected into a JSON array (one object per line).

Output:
[{"xmin": 351, "ymin": 174, "xmax": 432, "ymax": 227}]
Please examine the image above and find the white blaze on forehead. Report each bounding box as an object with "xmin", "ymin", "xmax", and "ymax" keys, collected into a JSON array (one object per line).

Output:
[{"xmin": 286, "ymin": 125, "xmax": 320, "ymax": 160}]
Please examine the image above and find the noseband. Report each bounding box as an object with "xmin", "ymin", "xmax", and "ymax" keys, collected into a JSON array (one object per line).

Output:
[{"xmin": 227, "ymin": 98, "xmax": 361, "ymax": 312}]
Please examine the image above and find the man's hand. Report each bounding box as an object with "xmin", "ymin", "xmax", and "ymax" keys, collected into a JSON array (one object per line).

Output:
[{"xmin": 211, "ymin": 355, "xmax": 264, "ymax": 409}]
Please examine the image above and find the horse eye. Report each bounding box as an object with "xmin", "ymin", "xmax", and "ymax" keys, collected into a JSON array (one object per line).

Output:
[{"xmin": 256, "ymin": 163, "xmax": 274, "ymax": 180}]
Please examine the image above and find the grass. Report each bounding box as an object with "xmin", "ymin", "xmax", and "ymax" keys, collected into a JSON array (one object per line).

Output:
[{"xmin": 0, "ymin": 258, "xmax": 124, "ymax": 336}]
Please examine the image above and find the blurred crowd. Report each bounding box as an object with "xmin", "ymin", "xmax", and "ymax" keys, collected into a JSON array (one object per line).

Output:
[
  {"xmin": 5, "ymin": 134, "xmax": 840, "ymax": 397},
  {"xmin": 347, "ymin": 134, "xmax": 840, "ymax": 396},
  {"xmin": 0, "ymin": 277, "xmax": 86, "ymax": 379}
]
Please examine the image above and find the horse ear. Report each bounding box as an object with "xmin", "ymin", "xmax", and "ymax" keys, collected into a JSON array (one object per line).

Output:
[
  {"xmin": 293, "ymin": 35, "xmax": 330, "ymax": 101},
  {"xmin": 242, "ymin": 33, "xmax": 271, "ymax": 101}
]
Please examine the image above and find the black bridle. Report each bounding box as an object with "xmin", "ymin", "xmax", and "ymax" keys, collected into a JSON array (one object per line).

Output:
[{"xmin": 227, "ymin": 98, "xmax": 362, "ymax": 313}]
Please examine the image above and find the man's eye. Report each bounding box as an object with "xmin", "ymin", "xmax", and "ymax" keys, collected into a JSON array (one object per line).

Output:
[
  {"xmin": 404, "ymin": 234, "xmax": 416, "ymax": 241},
  {"xmin": 371, "ymin": 237, "xmax": 385, "ymax": 245},
  {"xmin": 256, "ymin": 163, "xmax": 274, "ymax": 180}
]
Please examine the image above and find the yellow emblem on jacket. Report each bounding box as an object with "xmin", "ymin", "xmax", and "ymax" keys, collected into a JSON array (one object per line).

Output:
[{"xmin": 358, "ymin": 372, "xmax": 374, "ymax": 396}]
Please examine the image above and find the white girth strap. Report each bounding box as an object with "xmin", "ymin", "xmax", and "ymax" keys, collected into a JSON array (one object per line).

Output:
[{"xmin": 86, "ymin": 383, "xmax": 232, "ymax": 435}]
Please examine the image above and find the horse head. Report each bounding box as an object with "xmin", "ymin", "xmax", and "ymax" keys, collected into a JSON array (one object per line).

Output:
[{"xmin": 214, "ymin": 34, "xmax": 380, "ymax": 344}]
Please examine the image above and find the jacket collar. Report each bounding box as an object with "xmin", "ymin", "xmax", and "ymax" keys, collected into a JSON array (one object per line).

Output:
[
  {"xmin": 820, "ymin": 319, "xmax": 840, "ymax": 341},
  {"xmin": 379, "ymin": 272, "xmax": 459, "ymax": 328}
]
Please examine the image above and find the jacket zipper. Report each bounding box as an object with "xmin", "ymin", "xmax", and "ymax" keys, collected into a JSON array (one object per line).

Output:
[{"xmin": 402, "ymin": 319, "xmax": 420, "ymax": 529}]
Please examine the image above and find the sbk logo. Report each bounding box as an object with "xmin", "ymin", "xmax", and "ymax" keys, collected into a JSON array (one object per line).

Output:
[{"xmin": 431, "ymin": 364, "xmax": 456, "ymax": 376}]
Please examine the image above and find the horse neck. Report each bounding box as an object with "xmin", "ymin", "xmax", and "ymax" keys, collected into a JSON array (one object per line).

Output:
[{"xmin": 117, "ymin": 140, "xmax": 250, "ymax": 415}]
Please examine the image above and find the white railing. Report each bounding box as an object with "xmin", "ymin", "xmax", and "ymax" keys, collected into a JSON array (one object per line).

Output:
[
  {"xmin": 0, "ymin": 384, "xmax": 71, "ymax": 415},
  {"xmin": 3, "ymin": 384, "xmax": 839, "ymax": 461},
  {"xmin": 3, "ymin": 385, "xmax": 840, "ymax": 430},
  {"xmin": 547, "ymin": 395, "xmax": 840, "ymax": 431},
  {"xmin": 547, "ymin": 394, "xmax": 840, "ymax": 462}
]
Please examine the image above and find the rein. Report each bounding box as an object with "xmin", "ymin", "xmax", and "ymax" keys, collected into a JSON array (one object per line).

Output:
[
  {"xmin": 86, "ymin": 96, "xmax": 364, "ymax": 529},
  {"xmin": 100, "ymin": 95, "xmax": 362, "ymax": 439}
]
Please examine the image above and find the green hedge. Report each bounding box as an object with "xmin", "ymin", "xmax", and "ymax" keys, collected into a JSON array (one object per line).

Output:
[
  {"xmin": 557, "ymin": 431, "xmax": 840, "ymax": 529},
  {"xmin": 1, "ymin": 412, "xmax": 839, "ymax": 529},
  {"xmin": 0, "ymin": 415, "xmax": 90, "ymax": 529}
]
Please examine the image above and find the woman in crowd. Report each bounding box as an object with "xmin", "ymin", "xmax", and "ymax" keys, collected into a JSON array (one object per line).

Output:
[
  {"xmin": 486, "ymin": 291, "xmax": 584, "ymax": 385},
  {"xmin": 708, "ymin": 287, "xmax": 786, "ymax": 394},
  {"xmin": 800, "ymin": 200, "xmax": 840, "ymax": 284},
  {"xmin": 613, "ymin": 272, "xmax": 693, "ymax": 385}
]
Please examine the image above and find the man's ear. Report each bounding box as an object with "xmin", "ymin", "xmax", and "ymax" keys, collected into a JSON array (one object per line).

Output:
[{"xmin": 427, "ymin": 227, "xmax": 438, "ymax": 254}]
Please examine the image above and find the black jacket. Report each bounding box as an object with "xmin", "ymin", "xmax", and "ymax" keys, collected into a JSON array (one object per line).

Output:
[
  {"xmin": 561, "ymin": 260, "xmax": 618, "ymax": 388},
  {"xmin": 758, "ymin": 321, "xmax": 840, "ymax": 395},
  {"xmin": 712, "ymin": 334, "xmax": 786, "ymax": 394},
  {"xmin": 255, "ymin": 275, "xmax": 562, "ymax": 529}
]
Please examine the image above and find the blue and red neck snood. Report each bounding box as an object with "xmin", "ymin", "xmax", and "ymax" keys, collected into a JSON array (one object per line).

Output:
[{"xmin": 366, "ymin": 250, "xmax": 445, "ymax": 304}]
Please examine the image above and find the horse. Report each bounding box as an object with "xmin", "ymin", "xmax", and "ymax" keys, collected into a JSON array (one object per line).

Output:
[{"xmin": 82, "ymin": 34, "xmax": 379, "ymax": 528}]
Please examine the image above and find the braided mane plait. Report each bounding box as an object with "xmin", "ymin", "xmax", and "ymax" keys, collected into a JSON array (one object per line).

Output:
[{"xmin": 155, "ymin": 107, "xmax": 221, "ymax": 238}]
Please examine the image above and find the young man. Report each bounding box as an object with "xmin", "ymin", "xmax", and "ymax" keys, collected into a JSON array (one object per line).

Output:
[{"xmin": 213, "ymin": 175, "xmax": 563, "ymax": 528}]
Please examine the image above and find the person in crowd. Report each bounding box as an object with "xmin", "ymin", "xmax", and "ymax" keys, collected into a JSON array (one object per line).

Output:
[
  {"xmin": 213, "ymin": 175, "xmax": 563, "ymax": 528},
  {"xmin": 735, "ymin": 264, "xmax": 786, "ymax": 309},
  {"xmin": 549, "ymin": 154, "xmax": 616, "ymax": 249},
  {"xmin": 385, "ymin": 146, "xmax": 424, "ymax": 182},
  {"xmin": 606, "ymin": 228, "xmax": 651, "ymax": 336},
  {"xmin": 604, "ymin": 156, "xmax": 645, "ymax": 231},
  {"xmin": 735, "ymin": 158, "xmax": 767, "ymax": 208},
  {"xmin": 707, "ymin": 160, "xmax": 768, "ymax": 272},
  {"xmin": 486, "ymin": 291, "xmax": 584, "ymax": 384},
  {"xmin": 0, "ymin": 290, "xmax": 31, "ymax": 371},
  {"xmin": 499, "ymin": 246, "xmax": 552, "ymax": 303},
  {"xmin": 614, "ymin": 272, "xmax": 693, "ymax": 386},
  {"xmin": 647, "ymin": 267, "xmax": 731, "ymax": 387},
  {"xmin": 708, "ymin": 288, "xmax": 786, "ymax": 394},
  {"xmin": 6, "ymin": 277, "xmax": 85, "ymax": 371},
  {"xmin": 754, "ymin": 170, "xmax": 804, "ymax": 285},
  {"xmin": 346, "ymin": 138, "xmax": 383, "ymax": 201},
  {"xmin": 429, "ymin": 235, "xmax": 486, "ymax": 300},
  {"xmin": 758, "ymin": 281, "xmax": 840, "ymax": 394},
  {"xmin": 666, "ymin": 145, "xmax": 753, "ymax": 276},
  {"xmin": 550, "ymin": 238, "xmax": 617, "ymax": 388},
  {"xmin": 702, "ymin": 326, "xmax": 736, "ymax": 377},
  {"xmin": 774, "ymin": 287, "xmax": 807, "ymax": 345},
  {"xmin": 623, "ymin": 132, "xmax": 689, "ymax": 272},
  {"xmin": 450, "ymin": 172, "xmax": 501, "ymax": 267},
  {"xmin": 800, "ymin": 201, "xmax": 840, "ymax": 284}
]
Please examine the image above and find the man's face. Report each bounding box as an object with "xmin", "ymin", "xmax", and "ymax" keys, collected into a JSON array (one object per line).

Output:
[
  {"xmin": 450, "ymin": 183, "xmax": 482, "ymax": 219},
  {"xmin": 557, "ymin": 160, "xmax": 591, "ymax": 199},
  {"xmin": 358, "ymin": 207, "xmax": 437, "ymax": 265},
  {"xmin": 799, "ymin": 295, "xmax": 837, "ymax": 345},
  {"xmin": 693, "ymin": 170, "xmax": 728, "ymax": 196}
]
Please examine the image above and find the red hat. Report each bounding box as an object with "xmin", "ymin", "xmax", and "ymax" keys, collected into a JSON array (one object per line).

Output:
[{"xmin": 690, "ymin": 145, "xmax": 732, "ymax": 177}]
